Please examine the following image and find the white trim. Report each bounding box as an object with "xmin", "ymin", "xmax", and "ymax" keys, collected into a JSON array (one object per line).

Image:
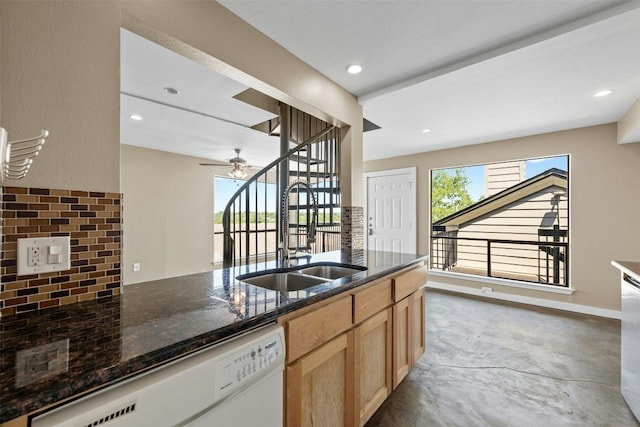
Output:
[
  {"xmin": 428, "ymin": 269, "xmax": 575, "ymax": 295},
  {"xmin": 363, "ymin": 167, "xmax": 417, "ymax": 252},
  {"xmin": 427, "ymin": 280, "xmax": 621, "ymax": 320},
  {"xmin": 363, "ymin": 167, "xmax": 416, "ymax": 179}
]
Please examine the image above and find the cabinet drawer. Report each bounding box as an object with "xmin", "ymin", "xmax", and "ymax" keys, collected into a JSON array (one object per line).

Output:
[
  {"xmin": 286, "ymin": 296, "xmax": 352, "ymax": 363},
  {"xmin": 393, "ymin": 265, "xmax": 428, "ymax": 301},
  {"xmin": 353, "ymin": 279, "xmax": 393, "ymax": 324}
]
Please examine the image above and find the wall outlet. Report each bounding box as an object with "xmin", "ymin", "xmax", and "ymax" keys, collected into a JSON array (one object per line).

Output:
[
  {"xmin": 28, "ymin": 246, "xmax": 43, "ymax": 266},
  {"xmin": 132, "ymin": 263, "xmax": 141, "ymax": 272},
  {"xmin": 481, "ymin": 287, "xmax": 493, "ymax": 293},
  {"xmin": 17, "ymin": 236, "xmax": 70, "ymax": 275}
]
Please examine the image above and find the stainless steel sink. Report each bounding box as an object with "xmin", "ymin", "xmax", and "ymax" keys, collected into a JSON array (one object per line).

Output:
[
  {"xmin": 295, "ymin": 264, "xmax": 366, "ymax": 280},
  {"xmin": 240, "ymin": 272, "xmax": 327, "ymax": 292},
  {"xmin": 238, "ymin": 263, "xmax": 367, "ymax": 292}
]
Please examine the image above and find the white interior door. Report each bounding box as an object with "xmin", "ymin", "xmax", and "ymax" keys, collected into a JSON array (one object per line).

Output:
[{"xmin": 364, "ymin": 168, "xmax": 416, "ymax": 253}]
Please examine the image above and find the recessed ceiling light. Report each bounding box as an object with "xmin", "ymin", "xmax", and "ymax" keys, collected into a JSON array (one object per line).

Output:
[
  {"xmin": 347, "ymin": 64, "xmax": 362, "ymax": 74},
  {"xmin": 164, "ymin": 87, "xmax": 179, "ymax": 95},
  {"xmin": 594, "ymin": 89, "xmax": 612, "ymax": 97},
  {"xmin": 421, "ymin": 128, "xmax": 432, "ymax": 133},
  {"xmin": 130, "ymin": 114, "xmax": 143, "ymax": 121}
]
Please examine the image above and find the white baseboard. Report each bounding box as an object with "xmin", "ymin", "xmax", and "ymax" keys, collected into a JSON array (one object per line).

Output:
[{"xmin": 427, "ymin": 280, "xmax": 621, "ymax": 320}]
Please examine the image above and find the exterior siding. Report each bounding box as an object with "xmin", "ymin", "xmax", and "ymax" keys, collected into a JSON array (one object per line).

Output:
[
  {"xmin": 453, "ymin": 186, "xmax": 568, "ymax": 282},
  {"xmin": 484, "ymin": 161, "xmax": 526, "ymax": 196}
]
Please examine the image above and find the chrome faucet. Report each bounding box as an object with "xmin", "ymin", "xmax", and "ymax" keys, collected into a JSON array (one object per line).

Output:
[{"xmin": 280, "ymin": 179, "xmax": 318, "ymax": 267}]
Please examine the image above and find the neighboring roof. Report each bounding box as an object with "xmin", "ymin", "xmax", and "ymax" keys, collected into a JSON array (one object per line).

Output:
[{"xmin": 434, "ymin": 168, "xmax": 567, "ymax": 227}]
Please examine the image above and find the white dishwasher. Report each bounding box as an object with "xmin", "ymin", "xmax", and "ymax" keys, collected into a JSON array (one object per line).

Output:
[{"xmin": 31, "ymin": 323, "xmax": 285, "ymax": 427}]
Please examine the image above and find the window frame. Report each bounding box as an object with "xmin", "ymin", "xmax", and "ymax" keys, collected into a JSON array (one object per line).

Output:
[{"xmin": 428, "ymin": 155, "xmax": 571, "ymax": 290}]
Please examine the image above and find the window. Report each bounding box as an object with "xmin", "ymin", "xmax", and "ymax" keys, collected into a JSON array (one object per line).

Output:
[
  {"xmin": 213, "ymin": 176, "xmax": 277, "ymax": 264},
  {"xmin": 430, "ymin": 156, "xmax": 569, "ymax": 287}
]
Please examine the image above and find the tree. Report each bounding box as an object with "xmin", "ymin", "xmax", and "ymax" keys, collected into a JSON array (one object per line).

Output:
[{"xmin": 431, "ymin": 168, "xmax": 474, "ymax": 223}]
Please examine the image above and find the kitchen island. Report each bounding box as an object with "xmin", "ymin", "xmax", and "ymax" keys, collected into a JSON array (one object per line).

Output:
[{"xmin": 0, "ymin": 250, "xmax": 427, "ymax": 424}]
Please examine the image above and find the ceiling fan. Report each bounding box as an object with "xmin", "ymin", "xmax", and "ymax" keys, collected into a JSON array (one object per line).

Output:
[{"xmin": 200, "ymin": 148, "xmax": 255, "ymax": 179}]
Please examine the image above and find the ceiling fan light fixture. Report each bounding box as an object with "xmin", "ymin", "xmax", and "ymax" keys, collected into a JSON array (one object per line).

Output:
[{"xmin": 228, "ymin": 162, "xmax": 247, "ymax": 179}]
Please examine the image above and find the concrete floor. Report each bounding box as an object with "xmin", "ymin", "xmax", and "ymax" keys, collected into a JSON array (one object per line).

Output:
[{"xmin": 366, "ymin": 290, "xmax": 639, "ymax": 427}]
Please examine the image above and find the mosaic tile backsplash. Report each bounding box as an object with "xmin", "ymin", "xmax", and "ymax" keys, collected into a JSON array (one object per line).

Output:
[
  {"xmin": 1, "ymin": 186, "xmax": 122, "ymax": 316},
  {"xmin": 341, "ymin": 206, "xmax": 364, "ymax": 251}
]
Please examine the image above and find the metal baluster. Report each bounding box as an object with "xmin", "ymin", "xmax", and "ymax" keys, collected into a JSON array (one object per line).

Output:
[{"xmin": 487, "ymin": 240, "xmax": 492, "ymax": 277}]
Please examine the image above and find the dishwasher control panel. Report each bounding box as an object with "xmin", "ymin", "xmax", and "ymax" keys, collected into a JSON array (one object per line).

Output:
[{"xmin": 213, "ymin": 329, "xmax": 284, "ymax": 401}]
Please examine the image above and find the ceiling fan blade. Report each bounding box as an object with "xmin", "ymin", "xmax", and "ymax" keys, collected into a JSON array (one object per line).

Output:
[{"xmin": 199, "ymin": 149, "xmax": 263, "ymax": 170}]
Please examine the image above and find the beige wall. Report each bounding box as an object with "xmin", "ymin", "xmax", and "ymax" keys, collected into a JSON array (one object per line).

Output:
[
  {"xmin": 0, "ymin": 1, "xmax": 363, "ymax": 202},
  {"xmin": 1, "ymin": 1, "xmax": 121, "ymax": 192},
  {"xmin": 121, "ymin": 145, "xmax": 222, "ymax": 285},
  {"xmin": 364, "ymin": 123, "xmax": 640, "ymax": 311}
]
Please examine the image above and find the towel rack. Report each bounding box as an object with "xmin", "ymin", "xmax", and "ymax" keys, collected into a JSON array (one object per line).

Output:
[{"xmin": 0, "ymin": 127, "xmax": 48, "ymax": 181}]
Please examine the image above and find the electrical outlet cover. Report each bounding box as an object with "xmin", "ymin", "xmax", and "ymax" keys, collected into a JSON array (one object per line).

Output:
[{"xmin": 17, "ymin": 236, "xmax": 71, "ymax": 275}]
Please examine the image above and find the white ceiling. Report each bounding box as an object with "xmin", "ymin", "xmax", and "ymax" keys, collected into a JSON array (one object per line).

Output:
[
  {"xmin": 220, "ymin": 0, "xmax": 640, "ymax": 160},
  {"xmin": 122, "ymin": 1, "xmax": 640, "ymax": 165},
  {"xmin": 120, "ymin": 28, "xmax": 279, "ymax": 168}
]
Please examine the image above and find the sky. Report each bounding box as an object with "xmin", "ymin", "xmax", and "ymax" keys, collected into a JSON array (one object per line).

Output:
[
  {"xmin": 444, "ymin": 155, "xmax": 568, "ymax": 202},
  {"xmin": 214, "ymin": 176, "xmax": 277, "ymax": 212}
]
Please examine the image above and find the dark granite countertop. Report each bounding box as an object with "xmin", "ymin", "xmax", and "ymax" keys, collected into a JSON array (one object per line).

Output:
[{"xmin": 0, "ymin": 250, "xmax": 427, "ymax": 423}]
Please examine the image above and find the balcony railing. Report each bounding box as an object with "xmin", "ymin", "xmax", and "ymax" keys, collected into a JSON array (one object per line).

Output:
[
  {"xmin": 215, "ymin": 224, "xmax": 341, "ymax": 267},
  {"xmin": 430, "ymin": 229, "xmax": 569, "ymax": 287}
]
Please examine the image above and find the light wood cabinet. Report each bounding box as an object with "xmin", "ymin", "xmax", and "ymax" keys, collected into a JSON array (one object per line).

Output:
[
  {"xmin": 0, "ymin": 416, "xmax": 27, "ymax": 427},
  {"xmin": 392, "ymin": 295, "xmax": 411, "ymax": 388},
  {"xmin": 286, "ymin": 331, "xmax": 355, "ymax": 427},
  {"xmin": 283, "ymin": 262, "xmax": 427, "ymax": 427},
  {"xmin": 394, "ymin": 265, "xmax": 428, "ymax": 301},
  {"xmin": 411, "ymin": 287, "xmax": 426, "ymax": 363},
  {"xmin": 353, "ymin": 307, "xmax": 392, "ymax": 426},
  {"xmin": 353, "ymin": 279, "xmax": 392, "ymax": 324},
  {"xmin": 285, "ymin": 295, "xmax": 353, "ymax": 363},
  {"xmin": 392, "ymin": 265, "xmax": 427, "ymax": 389}
]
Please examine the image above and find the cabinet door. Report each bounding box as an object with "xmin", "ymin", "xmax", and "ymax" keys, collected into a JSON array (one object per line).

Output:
[
  {"xmin": 392, "ymin": 296, "xmax": 411, "ymax": 388},
  {"xmin": 286, "ymin": 332, "xmax": 354, "ymax": 427},
  {"xmin": 286, "ymin": 296, "xmax": 352, "ymax": 363},
  {"xmin": 411, "ymin": 287, "xmax": 426, "ymax": 364},
  {"xmin": 353, "ymin": 308, "xmax": 392, "ymax": 426}
]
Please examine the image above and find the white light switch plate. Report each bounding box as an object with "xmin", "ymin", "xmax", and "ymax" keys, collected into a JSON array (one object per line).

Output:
[{"xmin": 17, "ymin": 236, "xmax": 71, "ymax": 275}]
